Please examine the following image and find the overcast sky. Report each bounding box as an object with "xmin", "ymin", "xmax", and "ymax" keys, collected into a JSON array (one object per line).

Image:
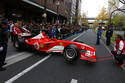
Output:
[{"xmin": 81, "ymin": 0, "xmax": 109, "ymax": 18}]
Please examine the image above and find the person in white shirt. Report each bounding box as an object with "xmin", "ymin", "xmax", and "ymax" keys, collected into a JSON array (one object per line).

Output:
[{"xmin": 9, "ymin": 21, "xmax": 14, "ymax": 42}]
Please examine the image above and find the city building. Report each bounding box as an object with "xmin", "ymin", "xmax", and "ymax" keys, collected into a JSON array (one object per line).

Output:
[
  {"xmin": 78, "ymin": 0, "xmax": 81, "ymax": 16},
  {"xmin": 70, "ymin": 0, "xmax": 77, "ymax": 24},
  {"xmin": 70, "ymin": 0, "xmax": 82, "ymax": 24},
  {"xmin": 77, "ymin": 0, "xmax": 82, "ymax": 25},
  {"xmin": 75, "ymin": 0, "xmax": 81, "ymax": 25},
  {"xmin": 0, "ymin": 0, "xmax": 72, "ymax": 23}
]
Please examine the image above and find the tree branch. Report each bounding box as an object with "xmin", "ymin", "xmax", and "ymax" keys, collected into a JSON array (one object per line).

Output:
[
  {"xmin": 117, "ymin": 8, "xmax": 125, "ymax": 12},
  {"xmin": 119, "ymin": 0, "xmax": 125, "ymax": 4},
  {"xmin": 109, "ymin": 8, "xmax": 125, "ymax": 28}
]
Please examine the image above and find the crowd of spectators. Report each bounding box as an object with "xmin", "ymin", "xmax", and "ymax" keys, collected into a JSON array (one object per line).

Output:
[{"xmin": 7, "ymin": 20, "xmax": 86, "ymax": 40}]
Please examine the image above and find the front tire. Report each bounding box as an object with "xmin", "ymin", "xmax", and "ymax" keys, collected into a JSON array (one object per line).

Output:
[{"xmin": 63, "ymin": 44, "xmax": 80, "ymax": 62}]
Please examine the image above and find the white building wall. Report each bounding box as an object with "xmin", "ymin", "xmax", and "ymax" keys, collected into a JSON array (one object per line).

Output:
[
  {"xmin": 71, "ymin": 0, "xmax": 76, "ymax": 16},
  {"xmin": 78, "ymin": 0, "xmax": 81, "ymax": 16}
]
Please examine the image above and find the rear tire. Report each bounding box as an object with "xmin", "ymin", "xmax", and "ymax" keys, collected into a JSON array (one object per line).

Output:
[
  {"xmin": 13, "ymin": 37, "xmax": 23, "ymax": 50},
  {"xmin": 14, "ymin": 39, "xmax": 20, "ymax": 49},
  {"xmin": 63, "ymin": 44, "xmax": 80, "ymax": 62}
]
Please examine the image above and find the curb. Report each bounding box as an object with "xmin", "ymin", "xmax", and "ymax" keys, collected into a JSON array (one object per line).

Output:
[{"xmin": 102, "ymin": 35, "xmax": 114, "ymax": 50}]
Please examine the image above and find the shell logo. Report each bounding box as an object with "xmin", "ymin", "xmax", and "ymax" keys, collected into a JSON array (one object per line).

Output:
[
  {"xmin": 59, "ymin": 42, "xmax": 63, "ymax": 46},
  {"xmin": 40, "ymin": 43, "xmax": 44, "ymax": 48}
]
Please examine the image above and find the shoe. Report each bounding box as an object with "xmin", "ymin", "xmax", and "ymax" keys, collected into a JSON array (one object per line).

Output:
[
  {"xmin": 4, "ymin": 63, "xmax": 7, "ymax": 65},
  {"xmin": 0, "ymin": 67, "xmax": 6, "ymax": 71},
  {"xmin": 95, "ymin": 44, "xmax": 99, "ymax": 45},
  {"xmin": 106, "ymin": 44, "xmax": 110, "ymax": 46},
  {"xmin": 1, "ymin": 63, "xmax": 7, "ymax": 66}
]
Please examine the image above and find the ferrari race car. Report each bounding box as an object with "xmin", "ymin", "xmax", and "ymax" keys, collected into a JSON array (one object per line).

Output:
[
  {"xmin": 13, "ymin": 26, "xmax": 32, "ymax": 49},
  {"xmin": 25, "ymin": 32, "xmax": 96, "ymax": 62}
]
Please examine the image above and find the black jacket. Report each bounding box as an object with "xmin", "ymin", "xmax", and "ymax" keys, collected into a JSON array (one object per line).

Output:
[
  {"xmin": 0, "ymin": 28, "xmax": 8, "ymax": 46},
  {"xmin": 106, "ymin": 29, "xmax": 113, "ymax": 38}
]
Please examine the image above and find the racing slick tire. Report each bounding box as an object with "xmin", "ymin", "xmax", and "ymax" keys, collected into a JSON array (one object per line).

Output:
[
  {"xmin": 13, "ymin": 39, "xmax": 20, "ymax": 49},
  {"xmin": 63, "ymin": 44, "xmax": 80, "ymax": 62},
  {"xmin": 13, "ymin": 38, "xmax": 25, "ymax": 50}
]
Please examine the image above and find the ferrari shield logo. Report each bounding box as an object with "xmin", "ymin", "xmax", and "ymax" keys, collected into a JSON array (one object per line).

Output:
[{"xmin": 59, "ymin": 42, "xmax": 63, "ymax": 46}]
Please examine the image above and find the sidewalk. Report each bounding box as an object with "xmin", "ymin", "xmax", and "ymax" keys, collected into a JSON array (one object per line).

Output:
[{"xmin": 101, "ymin": 34, "xmax": 114, "ymax": 51}]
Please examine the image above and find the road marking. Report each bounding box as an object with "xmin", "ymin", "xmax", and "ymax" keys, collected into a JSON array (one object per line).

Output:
[
  {"xmin": 4, "ymin": 53, "xmax": 32, "ymax": 67},
  {"xmin": 6, "ymin": 52, "xmax": 26, "ymax": 61},
  {"xmin": 5, "ymin": 55, "xmax": 51, "ymax": 83},
  {"xmin": 122, "ymin": 66, "xmax": 125, "ymax": 70},
  {"xmin": 71, "ymin": 79, "xmax": 78, "ymax": 83},
  {"xmin": 101, "ymin": 39, "xmax": 112, "ymax": 54},
  {"xmin": 72, "ymin": 32, "xmax": 86, "ymax": 41}
]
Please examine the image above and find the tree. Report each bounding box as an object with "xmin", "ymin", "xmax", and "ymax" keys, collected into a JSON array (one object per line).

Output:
[
  {"xmin": 93, "ymin": 20, "xmax": 99, "ymax": 27},
  {"xmin": 112, "ymin": 14, "xmax": 122, "ymax": 28},
  {"xmin": 108, "ymin": 0, "xmax": 125, "ymax": 29},
  {"xmin": 112, "ymin": 14, "xmax": 125, "ymax": 29},
  {"xmin": 96, "ymin": 7, "xmax": 108, "ymax": 23},
  {"xmin": 80, "ymin": 12, "xmax": 88, "ymax": 27},
  {"xmin": 93, "ymin": 7, "xmax": 108, "ymax": 27}
]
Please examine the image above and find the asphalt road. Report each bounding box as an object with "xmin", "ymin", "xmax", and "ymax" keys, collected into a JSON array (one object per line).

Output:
[{"xmin": 0, "ymin": 29, "xmax": 125, "ymax": 83}]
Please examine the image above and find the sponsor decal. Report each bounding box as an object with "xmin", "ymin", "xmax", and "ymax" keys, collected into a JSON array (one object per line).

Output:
[
  {"xmin": 47, "ymin": 46, "xmax": 64, "ymax": 52},
  {"xmin": 34, "ymin": 42, "xmax": 40, "ymax": 50},
  {"xmin": 59, "ymin": 42, "xmax": 63, "ymax": 46},
  {"xmin": 40, "ymin": 43, "xmax": 44, "ymax": 48},
  {"xmin": 81, "ymin": 46, "xmax": 85, "ymax": 49}
]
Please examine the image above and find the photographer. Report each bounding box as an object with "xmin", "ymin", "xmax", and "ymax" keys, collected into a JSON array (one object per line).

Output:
[{"xmin": 0, "ymin": 20, "xmax": 9, "ymax": 71}]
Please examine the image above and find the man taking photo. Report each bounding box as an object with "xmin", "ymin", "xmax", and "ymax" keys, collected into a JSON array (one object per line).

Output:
[{"xmin": 0, "ymin": 19, "xmax": 9, "ymax": 71}]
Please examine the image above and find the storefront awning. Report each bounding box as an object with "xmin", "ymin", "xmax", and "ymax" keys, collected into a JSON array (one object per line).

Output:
[{"xmin": 22, "ymin": 0, "xmax": 57, "ymax": 14}]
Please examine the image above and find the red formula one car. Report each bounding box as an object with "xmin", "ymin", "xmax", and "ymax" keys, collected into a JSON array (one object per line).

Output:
[
  {"xmin": 13, "ymin": 26, "xmax": 32, "ymax": 49},
  {"xmin": 25, "ymin": 32, "xmax": 96, "ymax": 62}
]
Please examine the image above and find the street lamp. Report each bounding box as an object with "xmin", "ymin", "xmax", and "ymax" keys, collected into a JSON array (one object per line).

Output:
[
  {"xmin": 42, "ymin": 13, "xmax": 47, "ymax": 18},
  {"xmin": 56, "ymin": 0, "xmax": 60, "ymax": 23},
  {"xmin": 42, "ymin": 13, "xmax": 47, "ymax": 23}
]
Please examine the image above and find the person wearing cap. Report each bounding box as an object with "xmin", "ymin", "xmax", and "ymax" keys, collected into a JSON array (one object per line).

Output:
[{"xmin": 0, "ymin": 20, "xmax": 9, "ymax": 71}]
